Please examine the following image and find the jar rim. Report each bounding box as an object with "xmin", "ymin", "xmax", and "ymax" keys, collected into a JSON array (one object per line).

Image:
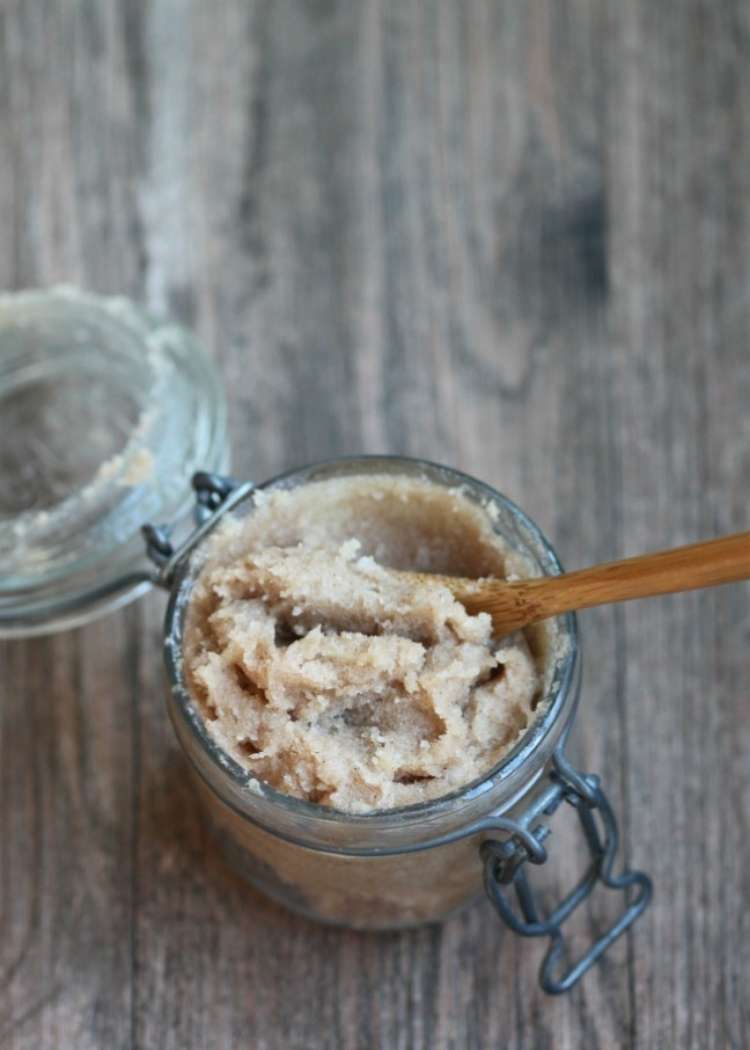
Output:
[{"xmin": 163, "ymin": 455, "xmax": 580, "ymax": 843}]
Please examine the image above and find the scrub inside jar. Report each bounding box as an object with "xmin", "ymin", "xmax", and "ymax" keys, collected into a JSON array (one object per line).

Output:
[{"xmin": 183, "ymin": 474, "xmax": 556, "ymax": 814}]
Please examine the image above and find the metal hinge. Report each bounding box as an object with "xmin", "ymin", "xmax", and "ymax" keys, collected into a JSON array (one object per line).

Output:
[
  {"xmin": 142, "ymin": 472, "xmax": 255, "ymax": 588},
  {"xmin": 482, "ymin": 749, "xmax": 652, "ymax": 994}
]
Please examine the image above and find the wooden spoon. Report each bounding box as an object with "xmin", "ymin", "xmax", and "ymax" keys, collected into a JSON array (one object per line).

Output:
[{"xmin": 403, "ymin": 531, "xmax": 750, "ymax": 637}]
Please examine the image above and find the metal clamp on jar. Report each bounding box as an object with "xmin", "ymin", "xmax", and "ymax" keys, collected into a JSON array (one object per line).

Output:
[{"xmin": 0, "ymin": 290, "xmax": 651, "ymax": 995}]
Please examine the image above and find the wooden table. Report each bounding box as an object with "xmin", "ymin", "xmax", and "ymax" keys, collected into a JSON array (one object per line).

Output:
[{"xmin": 1, "ymin": 2, "xmax": 748, "ymax": 1047}]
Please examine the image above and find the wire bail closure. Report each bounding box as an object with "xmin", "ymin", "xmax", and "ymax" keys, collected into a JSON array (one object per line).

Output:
[{"xmin": 481, "ymin": 749, "xmax": 652, "ymax": 994}]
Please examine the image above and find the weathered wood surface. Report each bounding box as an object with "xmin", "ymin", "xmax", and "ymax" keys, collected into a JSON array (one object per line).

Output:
[{"xmin": 1, "ymin": 1, "xmax": 748, "ymax": 1047}]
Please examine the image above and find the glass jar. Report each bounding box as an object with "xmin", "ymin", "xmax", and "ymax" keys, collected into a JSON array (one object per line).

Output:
[
  {"xmin": 159, "ymin": 458, "xmax": 651, "ymax": 994},
  {"xmin": 1, "ymin": 291, "xmax": 651, "ymax": 994}
]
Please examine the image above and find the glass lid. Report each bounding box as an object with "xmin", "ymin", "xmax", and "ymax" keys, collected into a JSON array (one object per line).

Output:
[{"xmin": 0, "ymin": 287, "xmax": 229, "ymax": 637}]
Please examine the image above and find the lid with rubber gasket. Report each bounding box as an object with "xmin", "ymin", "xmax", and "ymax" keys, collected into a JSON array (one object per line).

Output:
[{"xmin": 0, "ymin": 286, "xmax": 229, "ymax": 637}]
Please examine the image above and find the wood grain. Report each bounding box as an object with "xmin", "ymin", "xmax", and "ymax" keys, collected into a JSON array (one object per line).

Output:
[{"xmin": 1, "ymin": 1, "xmax": 748, "ymax": 1048}]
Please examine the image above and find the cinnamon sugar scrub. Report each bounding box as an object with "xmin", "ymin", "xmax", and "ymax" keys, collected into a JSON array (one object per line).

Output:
[{"xmin": 183, "ymin": 475, "xmax": 557, "ymax": 814}]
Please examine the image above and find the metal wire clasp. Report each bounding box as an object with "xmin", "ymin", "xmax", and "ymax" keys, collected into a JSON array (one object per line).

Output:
[
  {"xmin": 142, "ymin": 472, "xmax": 255, "ymax": 589},
  {"xmin": 481, "ymin": 749, "xmax": 652, "ymax": 994}
]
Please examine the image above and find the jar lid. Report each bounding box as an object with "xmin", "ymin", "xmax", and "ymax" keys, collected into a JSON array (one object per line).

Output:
[{"xmin": 0, "ymin": 287, "xmax": 229, "ymax": 637}]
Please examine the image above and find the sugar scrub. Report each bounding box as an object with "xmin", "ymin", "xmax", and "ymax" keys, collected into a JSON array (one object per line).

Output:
[{"xmin": 183, "ymin": 475, "xmax": 554, "ymax": 814}]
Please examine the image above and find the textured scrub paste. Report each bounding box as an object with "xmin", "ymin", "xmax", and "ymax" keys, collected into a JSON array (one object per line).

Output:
[{"xmin": 184, "ymin": 475, "xmax": 553, "ymax": 814}]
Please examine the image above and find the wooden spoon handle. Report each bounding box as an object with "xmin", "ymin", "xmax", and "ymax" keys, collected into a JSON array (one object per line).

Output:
[{"xmin": 491, "ymin": 530, "xmax": 750, "ymax": 629}]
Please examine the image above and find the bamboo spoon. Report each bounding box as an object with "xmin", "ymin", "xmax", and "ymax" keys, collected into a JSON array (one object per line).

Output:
[{"xmin": 404, "ymin": 531, "xmax": 750, "ymax": 638}]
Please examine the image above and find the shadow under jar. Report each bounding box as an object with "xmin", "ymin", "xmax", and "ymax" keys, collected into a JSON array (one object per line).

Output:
[{"xmin": 161, "ymin": 457, "xmax": 651, "ymax": 995}]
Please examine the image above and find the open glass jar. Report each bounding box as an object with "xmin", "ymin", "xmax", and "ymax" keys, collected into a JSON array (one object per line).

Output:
[{"xmin": 1, "ymin": 290, "xmax": 651, "ymax": 995}]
